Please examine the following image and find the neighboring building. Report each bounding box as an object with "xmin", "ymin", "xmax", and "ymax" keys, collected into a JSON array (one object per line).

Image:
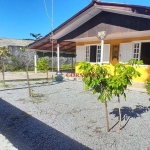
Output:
[
  {"xmin": 28, "ymin": 0, "xmax": 150, "ymax": 82},
  {"xmin": 0, "ymin": 38, "xmax": 34, "ymax": 70}
]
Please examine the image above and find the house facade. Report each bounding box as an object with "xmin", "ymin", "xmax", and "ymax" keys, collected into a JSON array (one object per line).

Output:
[{"xmin": 28, "ymin": 0, "xmax": 150, "ymax": 82}]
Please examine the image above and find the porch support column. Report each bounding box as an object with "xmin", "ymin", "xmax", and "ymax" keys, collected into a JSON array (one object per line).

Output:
[
  {"xmin": 100, "ymin": 39, "xmax": 104, "ymax": 65},
  {"xmin": 57, "ymin": 44, "xmax": 60, "ymax": 72},
  {"xmin": 71, "ymin": 57, "xmax": 73, "ymax": 71},
  {"xmin": 55, "ymin": 43, "xmax": 63, "ymax": 81},
  {"xmin": 34, "ymin": 51, "xmax": 37, "ymax": 73},
  {"xmin": 98, "ymin": 31, "xmax": 106, "ymax": 66}
]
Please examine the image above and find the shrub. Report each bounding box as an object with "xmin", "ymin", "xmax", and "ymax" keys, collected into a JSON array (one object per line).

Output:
[
  {"xmin": 146, "ymin": 79, "xmax": 150, "ymax": 95},
  {"xmin": 37, "ymin": 57, "xmax": 49, "ymax": 73},
  {"xmin": 61, "ymin": 64, "xmax": 74, "ymax": 70},
  {"xmin": 9, "ymin": 56, "xmax": 21, "ymax": 71}
]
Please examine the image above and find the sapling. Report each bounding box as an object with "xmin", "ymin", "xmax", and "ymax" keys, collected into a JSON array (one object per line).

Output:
[
  {"xmin": 79, "ymin": 61, "xmax": 112, "ymax": 132},
  {"xmin": 21, "ymin": 47, "xmax": 32, "ymax": 96},
  {"xmin": 0, "ymin": 47, "xmax": 10, "ymax": 85},
  {"xmin": 108, "ymin": 59, "xmax": 142, "ymax": 130},
  {"xmin": 79, "ymin": 59, "xmax": 142, "ymax": 131}
]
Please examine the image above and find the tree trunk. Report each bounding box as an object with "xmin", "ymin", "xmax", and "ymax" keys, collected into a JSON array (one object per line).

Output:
[
  {"xmin": 46, "ymin": 71, "xmax": 48, "ymax": 82},
  {"xmin": 51, "ymin": 74, "xmax": 53, "ymax": 84},
  {"xmin": 104, "ymin": 100, "xmax": 110, "ymax": 132},
  {"xmin": 2, "ymin": 58, "xmax": 5, "ymax": 85},
  {"xmin": 118, "ymin": 96, "xmax": 122, "ymax": 130},
  {"xmin": 26, "ymin": 65, "xmax": 31, "ymax": 96}
]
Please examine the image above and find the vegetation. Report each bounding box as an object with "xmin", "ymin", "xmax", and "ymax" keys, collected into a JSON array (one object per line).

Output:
[
  {"xmin": 61, "ymin": 64, "xmax": 75, "ymax": 70},
  {"xmin": 79, "ymin": 62, "xmax": 112, "ymax": 132},
  {"xmin": 107, "ymin": 59, "xmax": 142, "ymax": 130},
  {"xmin": 146, "ymin": 79, "xmax": 150, "ymax": 95},
  {"xmin": 37, "ymin": 51, "xmax": 57, "ymax": 57},
  {"xmin": 37, "ymin": 57, "xmax": 49, "ymax": 81},
  {"xmin": 0, "ymin": 46, "xmax": 10, "ymax": 85},
  {"xmin": 21, "ymin": 46, "xmax": 32, "ymax": 96},
  {"xmin": 79, "ymin": 59, "xmax": 142, "ymax": 131},
  {"xmin": 11, "ymin": 67, "xmax": 34, "ymax": 72},
  {"xmin": 0, "ymin": 81, "xmax": 10, "ymax": 88},
  {"xmin": 30, "ymin": 33, "xmax": 42, "ymax": 40},
  {"xmin": 9, "ymin": 56, "xmax": 22, "ymax": 71}
]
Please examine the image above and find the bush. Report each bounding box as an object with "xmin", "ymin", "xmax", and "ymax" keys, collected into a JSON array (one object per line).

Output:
[
  {"xmin": 28, "ymin": 67, "xmax": 34, "ymax": 71},
  {"xmin": 146, "ymin": 79, "xmax": 150, "ymax": 95},
  {"xmin": 61, "ymin": 64, "xmax": 74, "ymax": 70},
  {"xmin": 37, "ymin": 57, "xmax": 49, "ymax": 73},
  {"xmin": 7, "ymin": 56, "xmax": 23, "ymax": 71}
]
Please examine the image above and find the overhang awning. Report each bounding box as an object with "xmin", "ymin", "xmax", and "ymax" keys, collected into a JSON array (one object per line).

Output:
[
  {"xmin": 66, "ymin": 30, "xmax": 150, "ymax": 43},
  {"xmin": 28, "ymin": 39, "xmax": 76, "ymax": 53}
]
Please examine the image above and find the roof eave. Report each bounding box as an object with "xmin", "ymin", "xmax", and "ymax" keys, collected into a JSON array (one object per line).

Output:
[{"xmin": 28, "ymin": 1, "xmax": 150, "ymax": 49}]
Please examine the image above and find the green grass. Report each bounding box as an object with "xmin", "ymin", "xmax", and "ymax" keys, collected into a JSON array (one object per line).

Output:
[
  {"xmin": 12, "ymin": 67, "xmax": 34, "ymax": 72},
  {"xmin": 60, "ymin": 64, "xmax": 75, "ymax": 70},
  {"xmin": 0, "ymin": 82, "xmax": 11, "ymax": 88},
  {"xmin": 146, "ymin": 79, "xmax": 150, "ymax": 95},
  {"xmin": 10, "ymin": 64, "xmax": 74, "ymax": 72}
]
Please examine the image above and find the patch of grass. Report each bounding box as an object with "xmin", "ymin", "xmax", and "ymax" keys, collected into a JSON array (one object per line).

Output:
[
  {"xmin": 12, "ymin": 67, "xmax": 34, "ymax": 72},
  {"xmin": 29, "ymin": 90, "xmax": 45, "ymax": 104},
  {"xmin": 60, "ymin": 64, "xmax": 75, "ymax": 70},
  {"xmin": 4, "ymin": 78, "xmax": 53, "ymax": 82},
  {"xmin": 17, "ymin": 98, "xmax": 26, "ymax": 101},
  {"xmin": 12, "ymin": 69, "xmax": 25, "ymax": 72},
  {"xmin": 0, "ymin": 83, "xmax": 11, "ymax": 88},
  {"xmin": 87, "ymin": 126, "xmax": 92, "ymax": 129},
  {"xmin": 89, "ymin": 120, "xmax": 97, "ymax": 124},
  {"xmin": 30, "ymin": 89, "xmax": 44, "ymax": 97},
  {"xmin": 29, "ymin": 97, "xmax": 43, "ymax": 104},
  {"xmin": 93, "ymin": 127, "xmax": 102, "ymax": 133}
]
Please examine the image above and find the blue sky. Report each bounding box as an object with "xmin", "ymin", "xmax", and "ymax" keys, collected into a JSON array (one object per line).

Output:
[{"xmin": 0, "ymin": 0, "xmax": 150, "ymax": 39}]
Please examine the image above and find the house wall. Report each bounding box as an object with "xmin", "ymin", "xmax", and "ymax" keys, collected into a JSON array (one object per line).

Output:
[
  {"xmin": 0, "ymin": 46, "xmax": 35, "ymax": 71},
  {"xmin": 6, "ymin": 46, "xmax": 35, "ymax": 70},
  {"xmin": 75, "ymin": 36, "xmax": 150, "ymax": 83}
]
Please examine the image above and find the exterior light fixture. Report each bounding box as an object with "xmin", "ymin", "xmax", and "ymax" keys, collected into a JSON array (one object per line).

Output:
[{"xmin": 98, "ymin": 31, "xmax": 106, "ymax": 40}]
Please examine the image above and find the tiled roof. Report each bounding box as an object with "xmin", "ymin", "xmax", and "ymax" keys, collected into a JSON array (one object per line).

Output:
[{"xmin": 0, "ymin": 38, "xmax": 34, "ymax": 47}]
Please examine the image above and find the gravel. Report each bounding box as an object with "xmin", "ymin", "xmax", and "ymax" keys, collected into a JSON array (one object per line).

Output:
[{"xmin": 0, "ymin": 80, "xmax": 150, "ymax": 150}]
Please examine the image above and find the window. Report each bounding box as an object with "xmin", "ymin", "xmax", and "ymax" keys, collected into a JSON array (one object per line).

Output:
[
  {"xmin": 85, "ymin": 44, "xmax": 110, "ymax": 63},
  {"xmin": 86, "ymin": 46, "xmax": 90, "ymax": 62},
  {"xmin": 132, "ymin": 42, "xmax": 150, "ymax": 65},
  {"xmin": 76, "ymin": 44, "xmax": 110, "ymax": 63},
  {"xmin": 119, "ymin": 42, "xmax": 150, "ymax": 65},
  {"xmin": 140, "ymin": 42, "xmax": 150, "ymax": 65},
  {"xmin": 96, "ymin": 45, "xmax": 101, "ymax": 62},
  {"xmin": 90, "ymin": 45, "xmax": 97, "ymax": 62},
  {"xmin": 133, "ymin": 43, "xmax": 140, "ymax": 61}
]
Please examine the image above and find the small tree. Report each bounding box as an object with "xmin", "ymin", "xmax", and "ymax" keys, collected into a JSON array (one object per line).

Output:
[
  {"xmin": 30, "ymin": 33, "xmax": 42, "ymax": 40},
  {"xmin": 21, "ymin": 47, "xmax": 32, "ymax": 96},
  {"xmin": 37, "ymin": 57, "xmax": 49, "ymax": 81},
  {"xmin": 79, "ymin": 61, "xmax": 112, "ymax": 132},
  {"xmin": 107, "ymin": 59, "xmax": 142, "ymax": 130},
  {"xmin": 79, "ymin": 59, "xmax": 142, "ymax": 132},
  {"xmin": 0, "ymin": 47, "xmax": 10, "ymax": 85}
]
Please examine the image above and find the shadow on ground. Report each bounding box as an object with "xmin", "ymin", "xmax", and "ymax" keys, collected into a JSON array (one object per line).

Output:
[
  {"xmin": 110, "ymin": 105, "xmax": 150, "ymax": 130},
  {"xmin": 0, "ymin": 98, "xmax": 90, "ymax": 150},
  {"xmin": 0, "ymin": 80, "xmax": 66, "ymax": 92}
]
